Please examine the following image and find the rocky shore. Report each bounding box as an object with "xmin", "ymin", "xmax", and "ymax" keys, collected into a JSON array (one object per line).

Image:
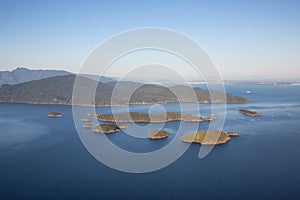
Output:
[
  {"xmin": 182, "ymin": 130, "xmax": 238, "ymax": 145},
  {"xmin": 97, "ymin": 112, "xmax": 214, "ymax": 123},
  {"xmin": 148, "ymin": 130, "xmax": 170, "ymax": 139},
  {"xmin": 48, "ymin": 112, "xmax": 62, "ymax": 118},
  {"xmin": 92, "ymin": 123, "xmax": 121, "ymax": 134},
  {"xmin": 238, "ymin": 109, "xmax": 260, "ymax": 116}
]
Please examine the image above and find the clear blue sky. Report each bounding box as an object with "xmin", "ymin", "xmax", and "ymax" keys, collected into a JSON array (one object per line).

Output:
[{"xmin": 0, "ymin": 0, "xmax": 299, "ymax": 79}]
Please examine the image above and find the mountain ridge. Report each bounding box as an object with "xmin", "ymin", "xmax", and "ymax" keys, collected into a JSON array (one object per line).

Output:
[
  {"xmin": 0, "ymin": 67, "xmax": 71, "ymax": 85},
  {"xmin": 0, "ymin": 67, "xmax": 115, "ymax": 85},
  {"xmin": 0, "ymin": 74, "xmax": 249, "ymax": 106}
]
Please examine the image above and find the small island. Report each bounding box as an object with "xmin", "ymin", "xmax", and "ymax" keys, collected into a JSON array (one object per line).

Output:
[
  {"xmin": 148, "ymin": 130, "xmax": 170, "ymax": 139},
  {"xmin": 238, "ymin": 109, "xmax": 260, "ymax": 116},
  {"xmin": 92, "ymin": 123, "xmax": 121, "ymax": 134},
  {"xmin": 82, "ymin": 118, "xmax": 92, "ymax": 122},
  {"xmin": 226, "ymin": 132, "xmax": 239, "ymax": 137},
  {"xmin": 83, "ymin": 124, "xmax": 93, "ymax": 129},
  {"xmin": 48, "ymin": 112, "xmax": 62, "ymax": 118},
  {"xmin": 182, "ymin": 130, "xmax": 238, "ymax": 145},
  {"xmin": 97, "ymin": 112, "xmax": 214, "ymax": 123},
  {"xmin": 88, "ymin": 112, "xmax": 98, "ymax": 116}
]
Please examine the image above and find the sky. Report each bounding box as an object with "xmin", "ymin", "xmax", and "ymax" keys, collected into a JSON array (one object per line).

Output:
[{"xmin": 0, "ymin": 0, "xmax": 300, "ymax": 80}]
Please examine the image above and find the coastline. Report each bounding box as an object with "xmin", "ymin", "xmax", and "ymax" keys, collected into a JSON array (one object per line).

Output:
[
  {"xmin": 182, "ymin": 136, "xmax": 231, "ymax": 145},
  {"xmin": 98, "ymin": 118, "xmax": 213, "ymax": 123},
  {"xmin": 0, "ymin": 100, "xmax": 250, "ymax": 108}
]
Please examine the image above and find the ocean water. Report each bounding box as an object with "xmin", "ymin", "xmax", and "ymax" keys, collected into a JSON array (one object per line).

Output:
[{"xmin": 0, "ymin": 85, "xmax": 300, "ymax": 199}]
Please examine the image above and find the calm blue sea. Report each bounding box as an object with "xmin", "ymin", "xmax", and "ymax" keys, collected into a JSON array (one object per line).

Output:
[{"xmin": 0, "ymin": 85, "xmax": 300, "ymax": 200}]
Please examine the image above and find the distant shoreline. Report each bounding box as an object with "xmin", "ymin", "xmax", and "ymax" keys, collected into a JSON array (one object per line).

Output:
[{"xmin": 0, "ymin": 100, "xmax": 249, "ymax": 107}]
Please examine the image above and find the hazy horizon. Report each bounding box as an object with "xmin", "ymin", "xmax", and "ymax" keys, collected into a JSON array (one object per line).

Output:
[
  {"xmin": 1, "ymin": 66, "xmax": 300, "ymax": 82},
  {"xmin": 0, "ymin": 0, "xmax": 299, "ymax": 80}
]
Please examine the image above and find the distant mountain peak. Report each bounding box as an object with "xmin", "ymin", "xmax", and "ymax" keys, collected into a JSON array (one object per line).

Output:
[
  {"xmin": 0, "ymin": 67, "xmax": 71, "ymax": 85},
  {"xmin": 14, "ymin": 67, "xmax": 30, "ymax": 71}
]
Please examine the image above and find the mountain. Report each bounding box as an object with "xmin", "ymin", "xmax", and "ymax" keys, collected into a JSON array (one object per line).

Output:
[
  {"xmin": 0, "ymin": 67, "xmax": 116, "ymax": 85},
  {"xmin": 0, "ymin": 67, "xmax": 71, "ymax": 85},
  {"xmin": 78, "ymin": 73, "xmax": 115, "ymax": 83},
  {"xmin": 0, "ymin": 75, "xmax": 249, "ymax": 105},
  {"xmin": 0, "ymin": 75, "xmax": 113, "ymax": 105}
]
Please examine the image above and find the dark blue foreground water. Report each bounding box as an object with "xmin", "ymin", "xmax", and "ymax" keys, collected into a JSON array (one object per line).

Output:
[{"xmin": 0, "ymin": 85, "xmax": 300, "ymax": 199}]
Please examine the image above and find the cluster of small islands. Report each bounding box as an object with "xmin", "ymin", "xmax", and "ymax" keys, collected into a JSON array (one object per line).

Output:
[
  {"xmin": 48, "ymin": 108, "xmax": 260, "ymax": 145},
  {"xmin": 2, "ymin": 68, "xmax": 260, "ymax": 145}
]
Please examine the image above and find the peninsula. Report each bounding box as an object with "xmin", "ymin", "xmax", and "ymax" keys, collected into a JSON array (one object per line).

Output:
[
  {"xmin": 182, "ymin": 130, "xmax": 238, "ymax": 145},
  {"xmin": 148, "ymin": 130, "xmax": 170, "ymax": 139},
  {"xmin": 96, "ymin": 112, "xmax": 214, "ymax": 123},
  {"xmin": 238, "ymin": 109, "xmax": 260, "ymax": 116}
]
